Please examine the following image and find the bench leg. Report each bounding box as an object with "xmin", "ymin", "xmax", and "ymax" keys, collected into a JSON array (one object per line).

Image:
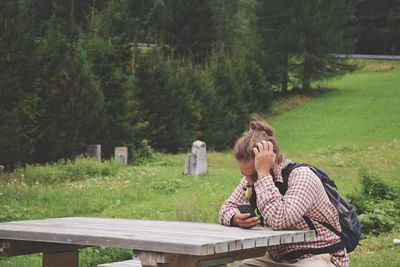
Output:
[{"xmin": 43, "ymin": 250, "xmax": 78, "ymax": 267}]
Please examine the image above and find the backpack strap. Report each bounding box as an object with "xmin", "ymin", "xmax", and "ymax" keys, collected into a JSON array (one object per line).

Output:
[
  {"xmin": 303, "ymin": 216, "xmax": 318, "ymax": 236},
  {"xmin": 318, "ymin": 220, "xmax": 341, "ymax": 237},
  {"xmin": 280, "ymin": 162, "xmax": 305, "ymax": 192},
  {"xmin": 279, "ymin": 241, "xmax": 344, "ymax": 261},
  {"xmin": 248, "ymin": 185, "xmax": 265, "ymax": 226}
]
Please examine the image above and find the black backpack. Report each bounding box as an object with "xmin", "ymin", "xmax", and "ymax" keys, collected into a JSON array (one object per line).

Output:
[{"xmin": 278, "ymin": 162, "xmax": 361, "ymax": 254}]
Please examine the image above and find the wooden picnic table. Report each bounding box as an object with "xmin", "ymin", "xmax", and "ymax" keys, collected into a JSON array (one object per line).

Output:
[{"xmin": 0, "ymin": 217, "xmax": 315, "ymax": 267}]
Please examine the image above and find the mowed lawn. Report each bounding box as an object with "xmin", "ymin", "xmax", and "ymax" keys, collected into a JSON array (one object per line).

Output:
[
  {"xmin": 0, "ymin": 60, "xmax": 400, "ymax": 266},
  {"xmin": 272, "ymin": 61, "xmax": 400, "ymax": 153}
]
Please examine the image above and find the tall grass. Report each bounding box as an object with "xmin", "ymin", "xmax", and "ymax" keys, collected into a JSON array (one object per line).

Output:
[{"xmin": 3, "ymin": 156, "xmax": 120, "ymax": 184}]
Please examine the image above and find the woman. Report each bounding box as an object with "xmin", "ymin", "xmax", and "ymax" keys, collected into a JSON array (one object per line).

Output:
[{"xmin": 219, "ymin": 120, "xmax": 348, "ymax": 267}]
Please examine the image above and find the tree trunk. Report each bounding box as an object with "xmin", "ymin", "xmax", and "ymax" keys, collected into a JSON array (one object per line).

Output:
[
  {"xmin": 281, "ymin": 51, "xmax": 288, "ymax": 93},
  {"xmin": 302, "ymin": 53, "xmax": 311, "ymax": 91}
]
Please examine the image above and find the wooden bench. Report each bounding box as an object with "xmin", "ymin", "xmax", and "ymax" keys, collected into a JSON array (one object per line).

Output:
[{"xmin": 98, "ymin": 259, "xmax": 142, "ymax": 267}]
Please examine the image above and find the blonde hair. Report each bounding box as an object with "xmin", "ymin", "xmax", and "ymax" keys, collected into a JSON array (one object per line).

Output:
[{"xmin": 234, "ymin": 119, "xmax": 283, "ymax": 163}]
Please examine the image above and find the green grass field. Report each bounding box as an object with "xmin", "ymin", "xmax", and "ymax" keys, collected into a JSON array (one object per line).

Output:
[{"xmin": 1, "ymin": 60, "xmax": 400, "ymax": 266}]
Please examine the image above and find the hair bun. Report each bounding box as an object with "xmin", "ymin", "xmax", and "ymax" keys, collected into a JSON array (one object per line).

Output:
[{"xmin": 250, "ymin": 121, "xmax": 274, "ymax": 136}]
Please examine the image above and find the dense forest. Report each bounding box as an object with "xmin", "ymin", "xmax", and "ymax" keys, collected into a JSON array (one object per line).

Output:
[{"xmin": 1, "ymin": 0, "xmax": 399, "ymax": 169}]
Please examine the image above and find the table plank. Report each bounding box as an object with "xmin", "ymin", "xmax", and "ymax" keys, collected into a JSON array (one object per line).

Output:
[
  {"xmin": 0, "ymin": 217, "xmax": 314, "ymax": 256},
  {"xmin": 1, "ymin": 217, "xmax": 310, "ymax": 244}
]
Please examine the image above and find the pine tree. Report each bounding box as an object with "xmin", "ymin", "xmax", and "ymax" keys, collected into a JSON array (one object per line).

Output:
[
  {"xmin": 257, "ymin": 0, "xmax": 358, "ymax": 91},
  {"xmin": 256, "ymin": 0, "xmax": 301, "ymax": 92},
  {"xmin": 135, "ymin": 49, "xmax": 201, "ymax": 152},
  {"xmin": 32, "ymin": 14, "xmax": 104, "ymax": 161},
  {"xmin": 84, "ymin": 2, "xmax": 148, "ymax": 161},
  {"xmin": 355, "ymin": 0, "xmax": 400, "ymax": 54},
  {"xmin": 0, "ymin": 0, "xmax": 42, "ymax": 169},
  {"xmin": 295, "ymin": 0, "xmax": 358, "ymax": 90}
]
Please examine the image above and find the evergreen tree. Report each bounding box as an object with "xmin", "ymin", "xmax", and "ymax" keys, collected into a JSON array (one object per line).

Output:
[
  {"xmin": 256, "ymin": 0, "xmax": 301, "ymax": 92},
  {"xmin": 0, "ymin": 0, "xmax": 42, "ymax": 169},
  {"xmin": 33, "ymin": 17, "xmax": 103, "ymax": 161},
  {"xmin": 84, "ymin": 2, "xmax": 148, "ymax": 161},
  {"xmin": 211, "ymin": 0, "xmax": 241, "ymax": 52},
  {"xmin": 176, "ymin": 0, "xmax": 217, "ymax": 62},
  {"xmin": 295, "ymin": 0, "xmax": 358, "ymax": 90},
  {"xmin": 201, "ymin": 53, "xmax": 250, "ymax": 150},
  {"xmin": 355, "ymin": 0, "xmax": 400, "ymax": 54},
  {"xmin": 257, "ymin": 0, "xmax": 357, "ymax": 91},
  {"xmin": 31, "ymin": 0, "xmax": 104, "ymax": 31},
  {"xmin": 136, "ymin": 50, "xmax": 201, "ymax": 152},
  {"xmin": 122, "ymin": 0, "xmax": 156, "ymax": 43},
  {"xmin": 153, "ymin": 0, "xmax": 219, "ymax": 64},
  {"xmin": 146, "ymin": 0, "xmax": 171, "ymax": 43}
]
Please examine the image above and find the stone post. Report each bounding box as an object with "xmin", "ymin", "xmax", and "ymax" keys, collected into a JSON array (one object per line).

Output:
[
  {"xmin": 114, "ymin": 147, "xmax": 128, "ymax": 165},
  {"xmin": 184, "ymin": 140, "xmax": 207, "ymax": 176},
  {"xmin": 86, "ymin": 144, "xmax": 101, "ymax": 161}
]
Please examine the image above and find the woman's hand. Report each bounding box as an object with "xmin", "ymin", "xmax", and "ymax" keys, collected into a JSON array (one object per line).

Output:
[
  {"xmin": 253, "ymin": 140, "xmax": 276, "ymax": 178},
  {"xmin": 232, "ymin": 211, "xmax": 260, "ymax": 229}
]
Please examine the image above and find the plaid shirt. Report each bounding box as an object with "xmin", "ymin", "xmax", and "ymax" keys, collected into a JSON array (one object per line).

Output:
[{"xmin": 219, "ymin": 159, "xmax": 349, "ymax": 267}]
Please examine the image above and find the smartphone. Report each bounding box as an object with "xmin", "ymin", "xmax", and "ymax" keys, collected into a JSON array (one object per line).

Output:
[{"xmin": 237, "ymin": 203, "xmax": 257, "ymax": 218}]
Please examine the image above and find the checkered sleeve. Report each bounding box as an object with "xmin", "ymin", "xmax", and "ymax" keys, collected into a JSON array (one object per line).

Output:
[
  {"xmin": 219, "ymin": 178, "xmax": 248, "ymax": 225},
  {"xmin": 254, "ymin": 168, "xmax": 319, "ymax": 230}
]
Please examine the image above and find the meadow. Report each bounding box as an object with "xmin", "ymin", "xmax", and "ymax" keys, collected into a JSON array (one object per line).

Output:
[{"xmin": 1, "ymin": 59, "xmax": 400, "ymax": 266}]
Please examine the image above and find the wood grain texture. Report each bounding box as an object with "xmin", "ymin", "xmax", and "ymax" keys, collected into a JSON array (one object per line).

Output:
[
  {"xmin": 98, "ymin": 259, "xmax": 142, "ymax": 267},
  {"xmin": 0, "ymin": 217, "xmax": 314, "ymax": 256}
]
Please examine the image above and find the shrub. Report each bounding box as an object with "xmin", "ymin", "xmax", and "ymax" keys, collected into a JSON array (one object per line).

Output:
[
  {"xmin": 129, "ymin": 139, "xmax": 155, "ymax": 164},
  {"xmin": 361, "ymin": 170, "xmax": 398, "ymax": 200},
  {"xmin": 349, "ymin": 171, "xmax": 400, "ymax": 235},
  {"xmin": 358, "ymin": 206, "xmax": 397, "ymax": 234}
]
